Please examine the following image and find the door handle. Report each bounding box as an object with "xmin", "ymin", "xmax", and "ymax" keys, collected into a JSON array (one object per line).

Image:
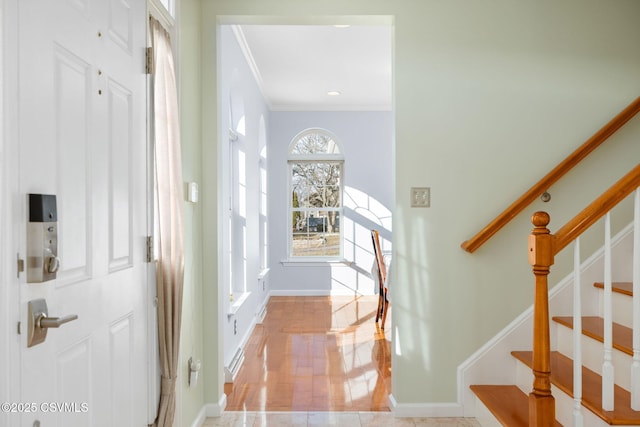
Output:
[
  {"xmin": 38, "ymin": 314, "xmax": 78, "ymax": 329},
  {"xmin": 27, "ymin": 299, "xmax": 79, "ymax": 347}
]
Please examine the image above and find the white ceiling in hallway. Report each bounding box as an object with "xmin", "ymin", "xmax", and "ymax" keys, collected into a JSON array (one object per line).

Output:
[{"xmin": 235, "ymin": 25, "xmax": 392, "ymax": 111}]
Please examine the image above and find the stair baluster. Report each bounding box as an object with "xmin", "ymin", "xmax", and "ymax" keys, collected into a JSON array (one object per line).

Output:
[
  {"xmin": 573, "ymin": 238, "xmax": 584, "ymax": 426},
  {"xmin": 602, "ymin": 213, "xmax": 615, "ymax": 411},
  {"xmin": 470, "ymin": 167, "xmax": 640, "ymax": 425},
  {"xmin": 632, "ymin": 188, "xmax": 640, "ymax": 410}
]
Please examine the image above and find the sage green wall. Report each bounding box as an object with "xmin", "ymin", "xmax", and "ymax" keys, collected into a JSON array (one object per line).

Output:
[
  {"xmin": 178, "ymin": 0, "xmax": 206, "ymax": 425},
  {"xmin": 185, "ymin": 0, "xmax": 640, "ymax": 415},
  {"xmin": 387, "ymin": 1, "xmax": 640, "ymax": 404}
]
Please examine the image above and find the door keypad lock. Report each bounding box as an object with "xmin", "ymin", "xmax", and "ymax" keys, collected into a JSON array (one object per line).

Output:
[
  {"xmin": 27, "ymin": 299, "xmax": 78, "ymax": 348},
  {"xmin": 27, "ymin": 194, "xmax": 60, "ymax": 283}
]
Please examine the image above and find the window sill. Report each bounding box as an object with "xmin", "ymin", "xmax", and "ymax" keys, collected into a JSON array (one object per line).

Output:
[
  {"xmin": 280, "ymin": 259, "xmax": 353, "ymax": 268},
  {"xmin": 257, "ymin": 268, "xmax": 270, "ymax": 279},
  {"xmin": 227, "ymin": 292, "xmax": 251, "ymax": 319}
]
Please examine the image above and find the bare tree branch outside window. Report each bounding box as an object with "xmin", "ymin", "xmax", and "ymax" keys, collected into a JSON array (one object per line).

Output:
[{"xmin": 289, "ymin": 132, "xmax": 343, "ymax": 257}]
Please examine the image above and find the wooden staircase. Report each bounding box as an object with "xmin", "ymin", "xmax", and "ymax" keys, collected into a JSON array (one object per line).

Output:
[
  {"xmin": 459, "ymin": 97, "xmax": 639, "ymax": 426},
  {"xmin": 471, "ymin": 281, "xmax": 640, "ymax": 426}
]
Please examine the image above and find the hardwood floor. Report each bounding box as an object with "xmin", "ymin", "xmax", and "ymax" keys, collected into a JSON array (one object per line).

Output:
[{"xmin": 224, "ymin": 296, "xmax": 392, "ymax": 412}]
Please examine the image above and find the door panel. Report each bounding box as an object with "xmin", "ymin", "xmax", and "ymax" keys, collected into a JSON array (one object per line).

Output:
[
  {"xmin": 53, "ymin": 45, "xmax": 92, "ymax": 284},
  {"xmin": 56, "ymin": 340, "xmax": 91, "ymax": 425},
  {"xmin": 16, "ymin": 0, "xmax": 148, "ymax": 426},
  {"xmin": 108, "ymin": 0, "xmax": 134, "ymax": 53},
  {"xmin": 108, "ymin": 79, "xmax": 133, "ymax": 270},
  {"xmin": 109, "ymin": 315, "xmax": 134, "ymax": 425}
]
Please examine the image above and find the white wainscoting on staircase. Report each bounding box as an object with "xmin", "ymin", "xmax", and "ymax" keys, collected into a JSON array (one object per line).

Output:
[{"xmin": 460, "ymin": 205, "xmax": 638, "ymax": 426}]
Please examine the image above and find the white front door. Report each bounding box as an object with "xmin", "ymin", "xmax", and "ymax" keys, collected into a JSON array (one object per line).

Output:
[{"xmin": 14, "ymin": 0, "xmax": 148, "ymax": 426}]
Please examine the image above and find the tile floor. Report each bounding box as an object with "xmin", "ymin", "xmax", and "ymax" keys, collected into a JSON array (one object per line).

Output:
[{"xmin": 203, "ymin": 412, "xmax": 482, "ymax": 427}]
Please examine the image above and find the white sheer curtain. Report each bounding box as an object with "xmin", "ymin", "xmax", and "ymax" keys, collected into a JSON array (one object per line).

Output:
[{"xmin": 150, "ymin": 16, "xmax": 185, "ymax": 427}]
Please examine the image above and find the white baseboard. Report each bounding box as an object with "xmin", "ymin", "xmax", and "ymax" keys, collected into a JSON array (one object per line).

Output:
[
  {"xmin": 389, "ymin": 394, "xmax": 464, "ymax": 418},
  {"xmin": 207, "ymin": 393, "xmax": 227, "ymax": 417},
  {"xmin": 269, "ymin": 289, "xmax": 331, "ymax": 297},
  {"xmin": 189, "ymin": 405, "xmax": 207, "ymax": 427},
  {"xmin": 269, "ymin": 289, "xmax": 376, "ymax": 297},
  {"xmin": 190, "ymin": 394, "xmax": 227, "ymax": 427},
  {"xmin": 269, "ymin": 289, "xmax": 332, "ymax": 297}
]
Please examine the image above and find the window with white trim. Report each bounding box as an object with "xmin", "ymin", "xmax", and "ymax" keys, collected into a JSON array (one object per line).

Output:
[
  {"xmin": 288, "ymin": 130, "xmax": 343, "ymax": 259},
  {"xmin": 259, "ymin": 144, "xmax": 268, "ymax": 269}
]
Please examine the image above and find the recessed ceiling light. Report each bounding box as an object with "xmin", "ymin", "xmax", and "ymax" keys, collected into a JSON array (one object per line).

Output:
[
  {"xmin": 333, "ymin": 25, "xmax": 350, "ymax": 29},
  {"xmin": 327, "ymin": 91, "xmax": 341, "ymax": 96}
]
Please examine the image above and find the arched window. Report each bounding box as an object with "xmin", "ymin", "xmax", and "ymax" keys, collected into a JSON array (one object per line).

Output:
[{"xmin": 288, "ymin": 129, "xmax": 344, "ymax": 259}]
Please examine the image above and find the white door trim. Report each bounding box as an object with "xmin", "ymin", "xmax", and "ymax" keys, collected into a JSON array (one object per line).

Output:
[
  {"xmin": 2, "ymin": 1, "xmax": 22, "ymax": 425},
  {"xmin": 0, "ymin": 0, "xmax": 8, "ymax": 423}
]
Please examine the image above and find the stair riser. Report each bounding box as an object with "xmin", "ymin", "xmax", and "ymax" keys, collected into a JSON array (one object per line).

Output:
[
  {"xmin": 556, "ymin": 323, "xmax": 632, "ymax": 391},
  {"xmin": 514, "ymin": 361, "xmax": 619, "ymax": 427},
  {"xmin": 465, "ymin": 223, "xmax": 636, "ymax": 424},
  {"xmin": 473, "ymin": 399, "xmax": 504, "ymax": 427},
  {"xmin": 597, "ymin": 289, "xmax": 633, "ymax": 329}
]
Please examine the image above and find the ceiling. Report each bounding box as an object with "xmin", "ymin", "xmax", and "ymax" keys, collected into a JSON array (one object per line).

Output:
[{"xmin": 234, "ymin": 25, "xmax": 392, "ymax": 111}]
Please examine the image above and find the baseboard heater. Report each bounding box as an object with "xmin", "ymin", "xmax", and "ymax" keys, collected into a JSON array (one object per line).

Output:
[
  {"xmin": 256, "ymin": 305, "xmax": 267, "ymax": 324},
  {"xmin": 224, "ymin": 347, "xmax": 245, "ymax": 383}
]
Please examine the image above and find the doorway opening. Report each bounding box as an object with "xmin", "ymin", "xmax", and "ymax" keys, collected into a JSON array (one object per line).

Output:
[{"xmin": 217, "ymin": 17, "xmax": 395, "ymax": 412}]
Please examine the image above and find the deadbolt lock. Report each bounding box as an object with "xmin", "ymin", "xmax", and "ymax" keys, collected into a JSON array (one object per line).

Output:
[{"xmin": 27, "ymin": 194, "xmax": 60, "ymax": 283}]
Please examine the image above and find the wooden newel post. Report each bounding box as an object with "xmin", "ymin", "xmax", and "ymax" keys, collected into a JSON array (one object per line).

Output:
[{"xmin": 528, "ymin": 211, "xmax": 556, "ymax": 426}]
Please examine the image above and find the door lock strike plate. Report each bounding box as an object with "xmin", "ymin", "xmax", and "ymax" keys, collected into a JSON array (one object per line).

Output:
[{"xmin": 17, "ymin": 253, "xmax": 24, "ymax": 278}]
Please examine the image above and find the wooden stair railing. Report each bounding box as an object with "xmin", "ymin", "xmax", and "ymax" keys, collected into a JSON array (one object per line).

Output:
[
  {"xmin": 554, "ymin": 164, "xmax": 640, "ymax": 253},
  {"xmin": 527, "ymin": 164, "xmax": 640, "ymax": 426},
  {"xmin": 462, "ymin": 96, "xmax": 640, "ymax": 254}
]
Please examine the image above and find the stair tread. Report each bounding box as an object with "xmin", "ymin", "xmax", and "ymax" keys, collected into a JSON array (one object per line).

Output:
[
  {"xmin": 552, "ymin": 316, "xmax": 632, "ymax": 356},
  {"xmin": 470, "ymin": 384, "xmax": 563, "ymax": 426},
  {"xmin": 594, "ymin": 282, "xmax": 633, "ymax": 296},
  {"xmin": 511, "ymin": 350, "xmax": 640, "ymax": 425}
]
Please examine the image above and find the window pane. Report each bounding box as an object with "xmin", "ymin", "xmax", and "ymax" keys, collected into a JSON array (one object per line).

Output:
[
  {"xmin": 324, "ymin": 212, "xmax": 341, "ymax": 256},
  {"xmin": 322, "ymin": 163, "xmax": 341, "ymax": 186},
  {"xmin": 291, "ymin": 214, "xmax": 310, "ymax": 256},
  {"xmin": 291, "ymin": 132, "xmax": 341, "ymax": 155},
  {"xmin": 292, "ymin": 165, "xmax": 312, "ymax": 207},
  {"xmin": 322, "ymin": 211, "xmax": 340, "ymax": 233},
  {"xmin": 291, "ymin": 162, "xmax": 341, "ymax": 209},
  {"xmin": 290, "ymin": 211, "xmax": 340, "ymax": 257},
  {"xmin": 324, "ymin": 185, "xmax": 341, "ymax": 208}
]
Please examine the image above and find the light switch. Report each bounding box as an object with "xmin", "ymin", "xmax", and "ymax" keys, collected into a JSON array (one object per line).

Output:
[{"xmin": 411, "ymin": 187, "xmax": 430, "ymax": 208}]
